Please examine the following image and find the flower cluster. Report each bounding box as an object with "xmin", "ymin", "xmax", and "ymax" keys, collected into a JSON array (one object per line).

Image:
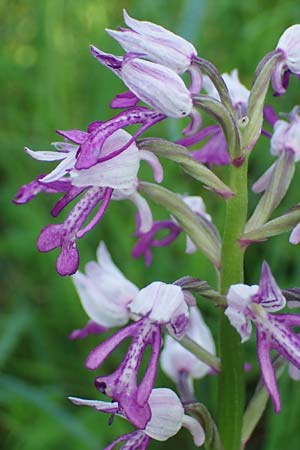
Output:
[
  {"xmin": 69, "ymin": 241, "xmax": 213, "ymax": 447},
  {"xmin": 14, "ymin": 8, "xmax": 300, "ymax": 450}
]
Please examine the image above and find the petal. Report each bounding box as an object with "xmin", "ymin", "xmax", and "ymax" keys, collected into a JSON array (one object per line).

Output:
[
  {"xmin": 69, "ymin": 320, "xmax": 107, "ymax": 340},
  {"xmin": 182, "ymin": 108, "xmax": 202, "ymax": 136},
  {"xmin": 182, "ymin": 414, "xmax": 205, "ymax": 447},
  {"xmin": 256, "ymin": 262, "xmax": 286, "ymax": 311},
  {"xmin": 145, "ymin": 388, "xmax": 184, "ymax": 441},
  {"xmin": 56, "ymin": 129, "xmax": 89, "ymax": 144},
  {"xmin": 121, "ymin": 57, "xmax": 193, "ymax": 118},
  {"xmin": 130, "ymin": 282, "xmax": 187, "ymax": 325},
  {"xmin": 89, "ymin": 45, "xmax": 123, "ymax": 78},
  {"xmin": 68, "ymin": 397, "xmax": 118, "ymax": 413},
  {"xmin": 289, "ymin": 222, "xmax": 300, "ymax": 244},
  {"xmin": 110, "ymin": 91, "xmax": 139, "ymax": 109},
  {"xmin": 252, "ymin": 162, "xmax": 276, "ymax": 194},
  {"xmin": 128, "ymin": 192, "xmax": 153, "ymax": 233},
  {"xmin": 256, "ymin": 329, "xmax": 281, "ymax": 412},
  {"xmin": 24, "ymin": 147, "xmax": 70, "ymax": 161},
  {"xmin": 139, "ymin": 149, "xmax": 164, "ymax": 183},
  {"xmin": 41, "ymin": 151, "xmax": 77, "ymax": 183},
  {"xmin": 104, "ymin": 432, "xmax": 150, "ymax": 450}
]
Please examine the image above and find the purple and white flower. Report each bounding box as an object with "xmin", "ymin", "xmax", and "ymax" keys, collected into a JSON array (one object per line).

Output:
[
  {"xmin": 272, "ymin": 25, "xmax": 300, "ymax": 95},
  {"xmin": 106, "ymin": 10, "xmax": 197, "ymax": 74},
  {"xmin": 85, "ymin": 282, "xmax": 190, "ymax": 428},
  {"xmin": 225, "ymin": 262, "xmax": 300, "ymax": 412},
  {"xmin": 15, "ymin": 129, "xmax": 162, "ymax": 275},
  {"xmin": 69, "ymin": 388, "xmax": 205, "ymax": 449}
]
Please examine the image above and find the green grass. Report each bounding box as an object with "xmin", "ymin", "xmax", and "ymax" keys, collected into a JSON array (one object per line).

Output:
[{"xmin": 1, "ymin": 0, "xmax": 300, "ymax": 449}]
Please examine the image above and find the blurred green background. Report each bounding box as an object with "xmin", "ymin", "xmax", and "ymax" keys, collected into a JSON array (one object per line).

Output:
[{"xmin": 1, "ymin": 0, "xmax": 300, "ymax": 449}]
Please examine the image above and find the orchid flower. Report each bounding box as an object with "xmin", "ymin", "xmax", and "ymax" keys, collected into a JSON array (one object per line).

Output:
[
  {"xmin": 90, "ymin": 47, "xmax": 202, "ymax": 135},
  {"xmin": 225, "ymin": 262, "xmax": 300, "ymax": 412},
  {"xmin": 69, "ymin": 388, "xmax": 205, "ymax": 449},
  {"xmin": 14, "ymin": 129, "xmax": 163, "ymax": 275},
  {"xmin": 106, "ymin": 10, "xmax": 198, "ymax": 74},
  {"xmin": 272, "ymin": 25, "xmax": 300, "ymax": 95},
  {"xmin": 85, "ymin": 281, "xmax": 191, "ymax": 428}
]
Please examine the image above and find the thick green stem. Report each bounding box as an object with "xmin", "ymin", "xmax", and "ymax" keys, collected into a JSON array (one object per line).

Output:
[{"xmin": 218, "ymin": 159, "xmax": 248, "ymax": 450}]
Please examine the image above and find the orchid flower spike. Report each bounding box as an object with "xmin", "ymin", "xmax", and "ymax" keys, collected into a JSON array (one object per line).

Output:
[
  {"xmin": 225, "ymin": 261, "xmax": 300, "ymax": 412},
  {"xmin": 106, "ymin": 10, "xmax": 197, "ymax": 74},
  {"xmin": 85, "ymin": 281, "xmax": 191, "ymax": 428},
  {"xmin": 272, "ymin": 25, "xmax": 300, "ymax": 95},
  {"xmin": 70, "ymin": 241, "xmax": 139, "ymax": 338},
  {"xmin": 161, "ymin": 307, "xmax": 215, "ymax": 402},
  {"xmin": 14, "ymin": 129, "xmax": 162, "ymax": 275},
  {"xmin": 69, "ymin": 388, "xmax": 205, "ymax": 449}
]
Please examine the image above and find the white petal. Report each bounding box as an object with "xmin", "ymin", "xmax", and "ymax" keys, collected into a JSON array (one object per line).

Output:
[
  {"xmin": 139, "ymin": 149, "xmax": 164, "ymax": 183},
  {"xmin": 145, "ymin": 388, "xmax": 184, "ymax": 441},
  {"xmin": 68, "ymin": 397, "xmax": 118, "ymax": 412},
  {"xmin": 41, "ymin": 152, "xmax": 77, "ymax": 182},
  {"xmin": 221, "ymin": 69, "xmax": 249, "ymax": 108},
  {"xmin": 182, "ymin": 414, "xmax": 205, "ymax": 447},
  {"xmin": 130, "ymin": 282, "xmax": 187, "ymax": 324},
  {"xmin": 72, "ymin": 242, "xmax": 138, "ymax": 328},
  {"xmin": 121, "ymin": 58, "xmax": 193, "ymax": 118},
  {"xmin": 128, "ymin": 191, "xmax": 153, "ymax": 233},
  {"xmin": 25, "ymin": 147, "xmax": 70, "ymax": 161},
  {"xmin": 225, "ymin": 284, "xmax": 258, "ymax": 342},
  {"xmin": 71, "ymin": 130, "xmax": 140, "ymax": 189}
]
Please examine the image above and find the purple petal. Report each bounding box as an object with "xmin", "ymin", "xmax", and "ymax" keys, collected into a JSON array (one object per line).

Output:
[
  {"xmin": 191, "ymin": 128, "xmax": 230, "ymax": 167},
  {"xmin": 256, "ymin": 329, "xmax": 281, "ymax": 412},
  {"xmin": 87, "ymin": 318, "xmax": 161, "ymax": 429},
  {"xmin": 182, "ymin": 108, "xmax": 202, "ymax": 136},
  {"xmin": 264, "ymin": 105, "xmax": 279, "ymax": 126},
  {"xmin": 254, "ymin": 262, "xmax": 286, "ymax": 311},
  {"xmin": 188, "ymin": 64, "xmax": 202, "ymax": 95},
  {"xmin": 56, "ymin": 129, "xmax": 88, "ymax": 144},
  {"xmin": 37, "ymin": 187, "xmax": 106, "ymax": 276},
  {"xmin": 75, "ymin": 107, "xmax": 164, "ymax": 170},
  {"xmin": 13, "ymin": 176, "xmax": 49, "ymax": 204},
  {"xmin": 56, "ymin": 241, "xmax": 79, "ymax": 276},
  {"xmin": 110, "ymin": 91, "xmax": 139, "ymax": 109},
  {"xmin": 89, "ymin": 45, "xmax": 123, "ymax": 77},
  {"xmin": 176, "ymin": 125, "xmax": 219, "ymax": 148},
  {"xmin": 37, "ymin": 224, "xmax": 63, "ymax": 252},
  {"xmin": 103, "ymin": 432, "xmax": 150, "ymax": 450},
  {"xmin": 69, "ymin": 320, "xmax": 107, "ymax": 340},
  {"xmin": 87, "ymin": 121, "xmax": 104, "ymax": 133}
]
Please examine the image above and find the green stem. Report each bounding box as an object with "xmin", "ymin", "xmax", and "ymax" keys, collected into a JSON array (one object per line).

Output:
[
  {"xmin": 178, "ymin": 336, "xmax": 221, "ymax": 372},
  {"xmin": 218, "ymin": 158, "xmax": 248, "ymax": 450}
]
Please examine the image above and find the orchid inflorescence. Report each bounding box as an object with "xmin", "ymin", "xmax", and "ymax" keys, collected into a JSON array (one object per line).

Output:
[{"xmin": 14, "ymin": 10, "xmax": 300, "ymax": 450}]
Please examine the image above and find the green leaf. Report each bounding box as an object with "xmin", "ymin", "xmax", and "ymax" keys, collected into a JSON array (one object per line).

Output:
[{"xmin": 138, "ymin": 138, "xmax": 234, "ymax": 198}]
